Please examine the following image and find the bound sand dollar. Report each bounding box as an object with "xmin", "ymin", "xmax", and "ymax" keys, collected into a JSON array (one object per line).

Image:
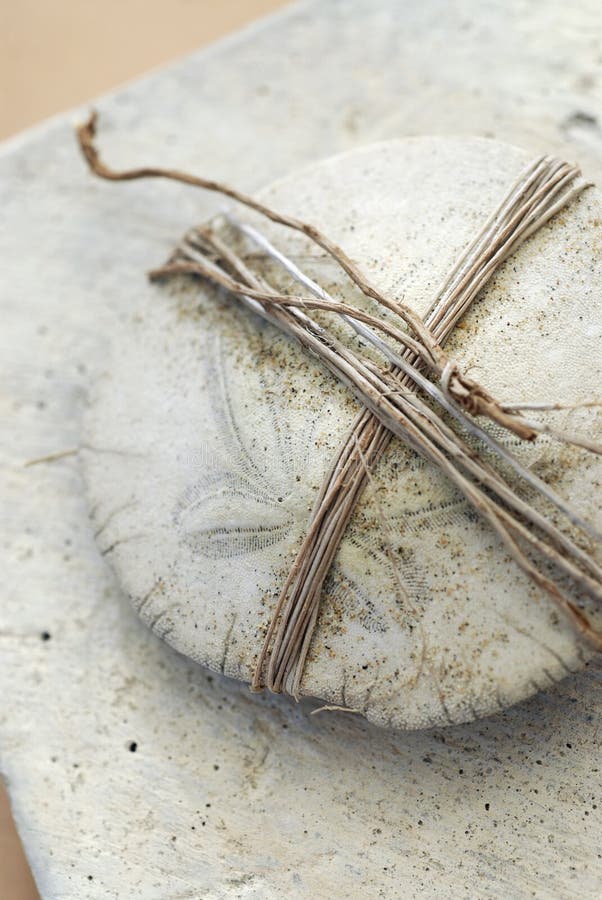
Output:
[{"xmin": 82, "ymin": 137, "xmax": 602, "ymax": 730}]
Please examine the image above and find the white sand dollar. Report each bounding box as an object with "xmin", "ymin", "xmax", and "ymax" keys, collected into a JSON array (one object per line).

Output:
[{"xmin": 82, "ymin": 137, "xmax": 602, "ymax": 730}]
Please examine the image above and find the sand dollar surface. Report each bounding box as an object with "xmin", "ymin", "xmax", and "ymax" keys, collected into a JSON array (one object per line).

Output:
[{"xmin": 82, "ymin": 137, "xmax": 602, "ymax": 729}]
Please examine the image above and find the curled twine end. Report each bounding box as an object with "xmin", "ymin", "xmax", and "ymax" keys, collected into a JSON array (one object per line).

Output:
[{"xmin": 77, "ymin": 110, "xmax": 100, "ymax": 172}]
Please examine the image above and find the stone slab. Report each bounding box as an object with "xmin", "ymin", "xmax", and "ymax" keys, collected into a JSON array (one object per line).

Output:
[{"xmin": 1, "ymin": 1, "xmax": 602, "ymax": 896}]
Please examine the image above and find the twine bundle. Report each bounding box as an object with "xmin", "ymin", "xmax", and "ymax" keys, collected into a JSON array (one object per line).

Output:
[{"xmin": 77, "ymin": 114, "xmax": 602, "ymax": 700}]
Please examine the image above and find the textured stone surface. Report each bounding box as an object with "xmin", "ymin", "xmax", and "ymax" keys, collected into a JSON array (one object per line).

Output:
[
  {"xmin": 83, "ymin": 137, "xmax": 602, "ymax": 730},
  {"xmin": 2, "ymin": 0, "xmax": 602, "ymax": 896}
]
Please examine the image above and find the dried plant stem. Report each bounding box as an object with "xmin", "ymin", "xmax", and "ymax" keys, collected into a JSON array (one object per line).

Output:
[
  {"xmin": 225, "ymin": 216, "xmax": 602, "ymax": 537},
  {"xmin": 24, "ymin": 448, "xmax": 79, "ymax": 467},
  {"xmin": 79, "ymin": 111, "xmax": 559, "ymax": 441},
  {"xmin": 151, "ymin": 252, "xmax": 437, "ymax": 369},
  {"xmin": 502, "ymin": 400, "xmax": 602, "ymax": 412},
  {"xmin": 165, "ymin": 239, "xmax": 602, "ymax": 577},
  {"xmin": 77, "ymin": 112, "xmax": 439, "ymax": 354},
  {"xmin": 514, "ymin": 418, "xmax": 602, "ymax": 455}
]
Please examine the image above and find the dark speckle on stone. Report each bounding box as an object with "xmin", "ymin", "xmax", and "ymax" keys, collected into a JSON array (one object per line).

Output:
[
  {"xmin": 41, "ymin": 631, "xmax": 51, "ymax": 641},
  {"xmin": 565, "ymin": 110, "xmax": 599, "ymax": 129},
  {"xmin": 128, "ymin": 741, "xmax": 138, "ymax": 753}
]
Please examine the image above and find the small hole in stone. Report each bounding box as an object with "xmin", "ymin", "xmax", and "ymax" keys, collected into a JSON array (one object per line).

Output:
[
  {"xmin": 566, "ymin": 110, "xmax": 599, "ymax": 129},
  {"xmin": 128, "ymin": 742, "xmax": 138, "ymax": 753},
  {"xmin": 41, "ymin": 631, "xmax": 51, "ymax": 641}
]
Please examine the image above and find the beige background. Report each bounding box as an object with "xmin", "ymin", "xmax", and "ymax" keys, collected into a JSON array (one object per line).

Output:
[
  {"xmin": 0, "ymin": 0, "xmax": 287, "ymax": 140},
  {"xmin": 0, "ymin": 2, "xmax": 287, "ymax": 896}
]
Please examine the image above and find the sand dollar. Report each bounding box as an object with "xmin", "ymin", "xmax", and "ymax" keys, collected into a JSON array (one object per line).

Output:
[{"xmin": 82, "ymin": 137, "xmax": 602, "ymax": 729}]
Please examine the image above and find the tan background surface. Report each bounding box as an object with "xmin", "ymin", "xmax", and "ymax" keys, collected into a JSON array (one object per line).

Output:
[
  {"xmin": 0, "ymin": 0, "xmax": 287, "ymax": 140},
  {"xmin": 0, "ymin": 2, "xmax": 287, "ymax": 896}
]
